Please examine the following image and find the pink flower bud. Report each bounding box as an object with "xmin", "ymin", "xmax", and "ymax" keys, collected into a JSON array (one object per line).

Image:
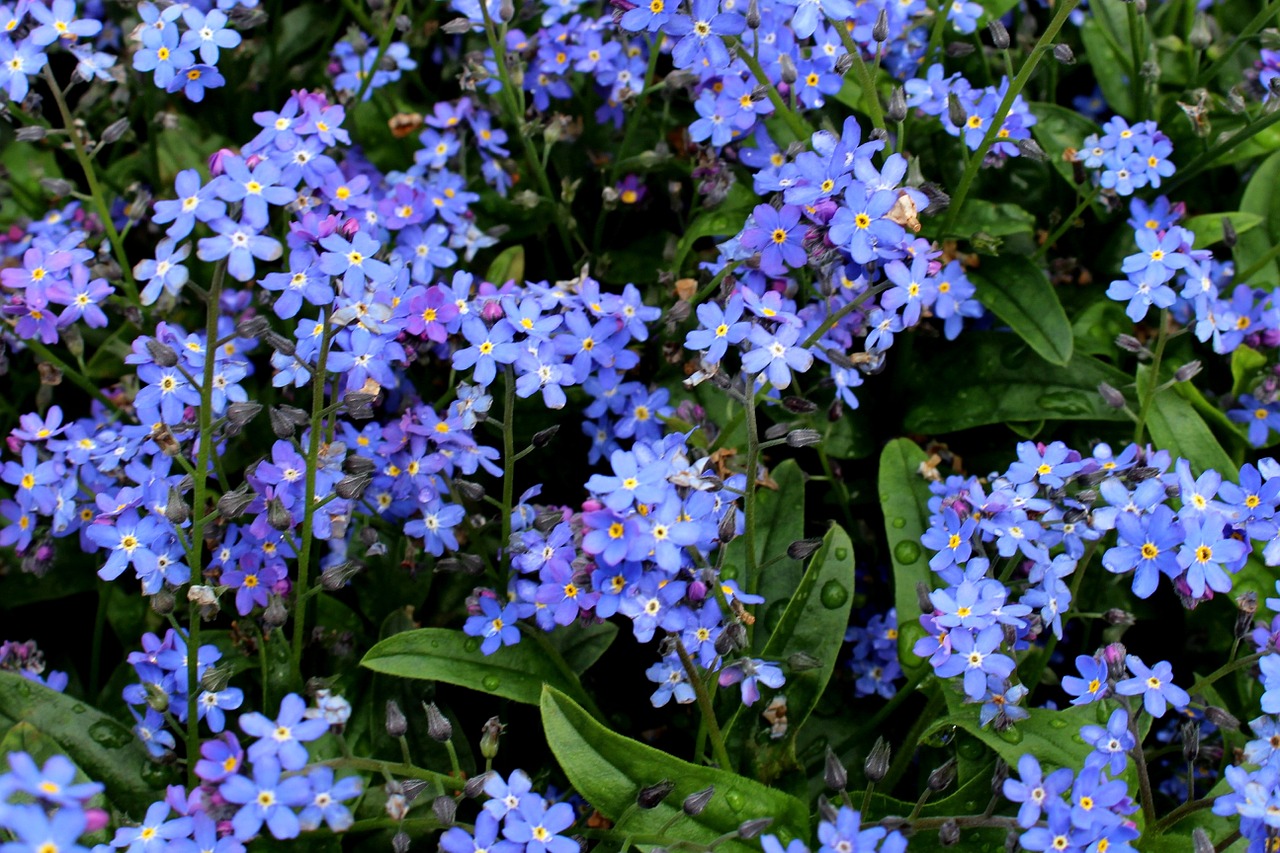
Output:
[
  {"xmin": 582, "ymin": 499, "xmax": 603, "ymax": 513},
  {"xmin": 341, "ymin": 217, "xmax": 360, "ymax": 237},
  {"xmin": 208, "ymin": 148, "xmax": 235, "ymax": 177},
  {"xmin": 481, "ymin": 300, "xmax": 505, "ymax": 322},
  {"xmin": 83, "ymin": 810, "xmax": 110, "ymax": 833},
  {"xmin": 688, "ymin": 580, "xmax": 707, "ymax": 602}
]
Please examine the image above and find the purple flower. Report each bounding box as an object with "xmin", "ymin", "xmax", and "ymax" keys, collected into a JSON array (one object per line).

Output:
[
  {"xmin": 1115, "ymin": 655, "xmax": 1189, "ymax": 718},
  {"xmin": 741, "ymin": 323, "xmax": 813, "ymax": 390},
  {"xmin": 239, "ymin": 693, "xmax": 330, "ymax": 770},
  {"xmin": 718, "ymin": 657, "xmax": 785, "ymax": 706},
  {"xmin": 740, "ymin": 204, "xmax": 807, "ymax": 276}
]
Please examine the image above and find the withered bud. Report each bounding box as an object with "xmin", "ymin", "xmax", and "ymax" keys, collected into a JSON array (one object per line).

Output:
[
  {"xmin": 436, "ymin": 554, "xmax": 485, "ymax": 575},
  {"xmin": 402, "ymin": 780, "xmax": 431, "ymax": 804},
  {"xmin": 684, "ymin": 785, "xmax": 715, "ymax": 815},
  {"xmin": 718, "ymin": 511, "xmax": 738, "ymax": 545},
  {"xmin": 1181, "ymin": 719, "xmax": 1201, "ymax": 763},
  {"xmin": 778, "ymin": 54, "xmax": 797, "ymax": 85},
  {"xmin": 442, "ymin": 16, "xmax": 473, "ymax": 33},
  {"xmin": 480, "ymin": 716, "xmax": 503, "ymax": 760},
  {"xmin": 765, "ymin": 423, "xmax": 791, "ymax": 441},
  {"xmin": 816, "ymin": 796, "xmax": 839, "ymax": 824},
  {"xmin": 535, "ymin": 508, "xmax": 563, "ymax": 533},
  {"xmin": 385, "ymin": 699, "xmax": 408, "ymax": 738},
  {"xmin": 343, "ymin": 392, "xmax": 377, "ymax": 418},
  {"xmin": 947, "ymin": 93, "xmax": 968, "ymax": 130},
  {"xmin": 737, "ymin": 818, "xmax": 773, "ymax": 840},
  {"xmin": 886, "ymin": 87, "xmax": 907, "ymax": 124},
  {"xmin": 939, "ymin": 819, "xmax": 961, "ymax": 846},
  {"xmin": 1102, "ymin": 608, "xmax": 1135, "ymax": 627},
  {"xmin": 787, "ymin": 428, "xmax": 822, "ymax": 448},
  {"xmin": 533, "ymin": 425, "xmax": 560, "ymax": 447},
  {"xmin": 433, "ymin": 795, "xmax": 457, "ymax": 826},
  {"xmin": 188, "ymin": 584, "xmax": 219, "ymax": 607},
  {"xmin": 1098, "ymin": 382, "xmax": 1127, "ymax": 409},
  {"xmin": 872, "ymin": 8, "xmax": 889, "ymax": 42},
  {"xmin": 164, "ymin": 486, "xmax": 190, "ymax": 525},
  {"xmin": 637, "ymin": 780, "xmax": 676, "ymax": 809},
  {"xmin": 269, "ymin": 408, "xmax": 297, "ymax": 439},
  {"xmin": 424, "ymin": 702, "xmax": 454, "ymax": 742},
  {"xmin": 1052, "ymin": 43, "xmax": 1075, "ymax": 64},
  {"xmin": 1173, "ymin": 360, "xmax": 1202, "ymax": 382},
  {"xmin": 320, "ymin": 560, "xmax": 363, "ymax": 591},
  {"xmin": 787, "ymin": 538, "xmax": 824, "ymax": 560},
  {"xmin": 945, "ymin": 41, "xmax": 975, "ymax": 57},
  {"xmin": 267, "ymin": 497, "xmax": 293, "ymax": 532},
  {"xmin": 263, "ymin": 595, "xmax": 288, "ymax": 629},
  {"xmin": 1205, "ymin": 706, "xmax": 1240, "ymax": 731},
  {"xmin": 151, "ymin": 588, "xmax": 176, "ymax": 616},
  {"xmin": 335, "ymin": 473, "xmax": 371, "ymax": 500},
  {"xmin": 201, "ymin": 663, "xmax": 233, "ymax": 693},
  {"xmin": 782, "ymin": 395, "xmax": 818, "ymax": 413},
  {"xmin": 988, "ymin": 19, "xmax": 1009, "ymax": 49},
  {"xmin": 235, "ymin": 316, "xmax": 271, "ymax": 338},
  {"xmin": 146, "ymin": 339, "xmax": 180, "ymax": 367},
  {"xmin": 865, "ymin": 736, "xmax": 892, "ymax": 783},
  {"xmin": 1222, "ymin": 216, "xmax": 1238, "ymax": 248},
  {"xmin": 151, "ymin": 423, "xmax": 182, "ymax": 457},
  {"xmin": 824, "ymin": 747, "xmax": 847, "ymax": 790},
  {"xmin": 927, "ymin": 758, "xmax": 957, "ymax": 792},
  {"xmin": 391, "ymin": 828, "xmax": 411, "ymax": 853}
]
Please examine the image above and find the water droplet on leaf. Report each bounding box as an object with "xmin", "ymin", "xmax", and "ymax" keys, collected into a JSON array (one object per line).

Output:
[
  {"xmin": 88, "ymin": 720, "xmax": 132, "ymax": 749},
  {"xmin": 893, "ymin": 541, "xmax": 921, "ymax": 565},
  {"xmin": 1048, "ymin": 718, "xmax": 1068, "ymax": 729},
  {"xmin": 725, "ymin": 791, "xmax": 745, "ymax": 812},
  {"xmin": 891, "ymin": 517, "xmax": 907, "ymax": 529},
  {"xmin": 71, "ymin": 703, "xmax": 86, "ymax": 714},
  {"xmin": 834, "ymin": 547, "xmax": 849, "ymax": 561},
  {"xmin": 463, "ymin": 637, "xmax": 481, "ymax": 654},
  {"xmin": 482, "ymin": 675, "xmax": 501, "ymax": 692},
  {"xmin": 997, "ymin": 725, "xmax": 1023, "ymax": 744},
  {"xmin": 819, "ymin": 580, "xmax": 848, "ymax": 609}
]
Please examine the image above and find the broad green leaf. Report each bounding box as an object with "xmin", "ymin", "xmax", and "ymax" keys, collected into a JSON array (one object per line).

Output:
[
  {"xmin": 1142, "ymin": 369, "xmax": 1236, "ymax": 480},
  {"xmin": 925, "ymin": 701, "xmax": 1101, "ymax": 774},
  {"xmin": 540, "ymin": 687, "xmax": 810, "ymax": 853},
  {"xmin": 878, "ymin": 439, "xmax": 935, "ymax": 672},
  {"xmin": 725, "ymin": 523, "xmax": 854, "ymax": 742},
  {"xmin": 1173, "ymin": 380, "xmax": 1249, "ymax": 458},
  {"xmin": 547, "ymin": 620, "xmax": 618, "ymax": 674},
  {"xmin": 1071, "ymin": 300, "xmax": 1131, "ymax": 358},
  {"xmin": 941, "ymin": 200, "xmax": 1036, "ymax": 240},
  {"xmin": 485, "ymin": 245, "xmax": 525, "ymax": 285},
  {"xmin": 672, "ymin": 184, "xmax": 755, "ymax": 274},
  {"xmin": 1238, "ymin": 150, "xmax": 1280, "ymax": 286},
  {"xmin": 970, "ymin": 255, "xmax": 1073, "ymax": 366},
  {"xmin": 0, "ymin": 672, "xmax": 163, "ymax": 816},
  {"xmin": 1232, "ymin": 344, "xmax": 1268, "ymax": 397},
  {"xmin": 1184, "ymin": 212, "xmax": 1263, "ymax": 248},
  {"xmin": 1029, "ymin": 103, "xmax": 1101, "ymax": 188},
  {"xmin": 820, "ymin": 409, "xmax": 875, "ymax": 459},
  {"xmin": 899, "ymin": 333, "xmax": 1131, "ymax": 433},
  {"xmin": 977, "ymin": 0, "xmax": 1021, "ymax": 24},
  {"xmin": 1079, "ymin": 0, "xmax": 1135, "ymax": 117},
  {"xmin": 723, "ymin": 459, "xmax": 806, "ymax": 652},
  {"xmin": 361, "ymin": 627, "xmax": 596, "ymax": 713}
]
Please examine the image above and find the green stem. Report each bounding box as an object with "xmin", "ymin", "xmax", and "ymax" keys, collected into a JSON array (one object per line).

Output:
[
  {"xmin": 742, "ymin": 373, "xmax": 760, "ymax": 604},
  {"xmin": 1127, "ymin": 2, "xmax": 1147, "ymax": 120},
  {"xmin": 21, "ymin": 339, "xmax": 122, "ymax": 414},
  {"xmin": 1193, "ymin": 0, "xmax": 1280, "ymax": 88},
  {"xmin": 940, "ymin": 0, "xmax": 1081, "ymax": 236},
  {"xmin": 734, "ymin": 46, "xmax": 814, "ymax": 141},
  {"xmin": 89, "ymin": 581, "xmax": 109, "ymax": 700},
  {"xmin": 1032, "ymin": 188, "xmax": 1098, "ymax": 261},
  {"xmin": 1188, "ymin": 651, "xmax": 1267, "ymax": 696},
  {"xmin": 1127, "ymin": 700, "xmax": 1157, "ymax": 829},
  {"xmin": 1233, "ymin": 238, "xmax": 1280, "ymax": 284},
  {"xmin": 354, "ymin": 0, "xmax": 411, "ymax": 104},
  {"xmin": 674, "ymin": 639, "xmax": 732, "ymax": 770},
  {"xmin": 291, "ymin": 319, "xmax": 335, "ymax": 674},
  {"xmin": 1132, "ymin": 309, "xmax": 1170, "ymax": 446},
  {"xmin": 1163, "ymin": 107, "xmax": 1280, "ymax": 194},
  {"xmin": 305, "ymin": 757, "xmax": 464, "ymax": 790},
  {"xmin": 40, "ymin": 66, "xmax": 140, "ymax": 306},
  {"xmin": 500, "ymin": 366, "xmax": 517, "ymax": 581},
  {"xmin": 831, "ymin": 25, "xmax": 887, "ymax": 134}
]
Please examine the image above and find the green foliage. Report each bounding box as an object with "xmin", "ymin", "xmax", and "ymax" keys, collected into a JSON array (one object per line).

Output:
[{"xmin": 970, "ymin": 255, "xmax": 1074, "ymax": 366}]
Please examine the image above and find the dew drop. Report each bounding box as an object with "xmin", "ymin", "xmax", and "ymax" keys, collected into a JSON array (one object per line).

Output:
[
  {"xmin": 819, "ymin": 580, "xmax": 848, "ymax": 609},
  {"xmin": 463, "ymin": 637, "xmax": 481, "ymax": 654},
  {"xmin": 1048, "ymin": 718, "xmax": 1068, "ymax": 729},
  {"xmin": 834, "ymin": 547, "xmax": 849, "ymax": 561},
  {"xmin": 87, "ymin": 720, "xmax": 132, "ymax": 749},
  {"xmin": 956, "ymin": 736, "xmax": 984, "ymax": 760},
  {"xmin": 1071, "ymin": 734, "xmax": 1086, "ymax": 745},
  {"xmin": 725, "ymin": 791, "xmax": 745, "ymax": 812},
  {"xmin": 482, "ymin": 675, "xmax": 501, "ymax": 692},
  {"xmin": 893, "ymin": 540, "xmax": 921, "ymax": 565},
  {"xmin": 71, "ymin": 703, "xmax": 86, "ymax": 714},
  {"xmin": 764, "ymin": 599, "xmax": 789, "ymax": 634},
  {"xmin": 14, "ymin": 680, "xmax": 32, "ymax": 699},
  {"xmin": 997, "ymin": 725, "xmax": 1023, "ymax": 744},
  {"xmin": 891, "ymin": 517, "xmax": 906, "ymax": 529},
  {"xmin": 431, "ymin": 639, "xmax": 441, "ymax": 649}
]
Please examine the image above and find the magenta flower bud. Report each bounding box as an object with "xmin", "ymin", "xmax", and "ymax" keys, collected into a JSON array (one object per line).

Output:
[
  {"xmin": 688, "ymin": 580, "xmax": 707, "ymax": 602},
  {"xmin": 83, "ymin": 809, "xmax": 110, "ymax": 833},
  {"xmin": 582, "ymin": 498, "xmax": 604, "ymax": 512},
  {"xmin": 272, "ymin": 577, "xmax": 292, "ymax": 596},
  {"xmin": 481, "ymin": 300, "xmax": 505, "ymax": 322},
  {"xmin": 208, "ymin": 147, "xmax": 235, "ymax": 177},
  {"xmin": 610, "ymin": 0, "xmax": 638, "ymax": 10},
  {"xmin": 6, "ymin": 436, "xmax": 23, "ymax": 454},
  {"xmin": 1103, "ymin": 642, "xmax": 1127, "ymax": 681},
  {"xmin": 810, "ymin": 198, "xmax": 839, "ymax": 223},
  {"xmin": 341, "ymin": 217, "xmax": 360, "ymax": 237}
]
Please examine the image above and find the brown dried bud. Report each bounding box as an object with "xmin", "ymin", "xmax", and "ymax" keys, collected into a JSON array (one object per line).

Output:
[
  {"xmin": 637, "ymin": 780, "xmax": 676, "ymax": 809},
  {"xmin": 424, "ymin": 702, "xmax": 453, "ymax": 742},
  {"xmin": 824, "ymin": 747, "xmax": 847, "ymax": 790},
  {"xmin": 385, "ymin": 700, "xmax": 408, "ymax": 738}
]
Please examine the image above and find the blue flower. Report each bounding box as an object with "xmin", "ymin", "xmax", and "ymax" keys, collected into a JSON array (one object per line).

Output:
[
  {"xmin": 1101, "ymin": 504, "xmax": 1184, "ymax": 598},
  {"xmin": 1003, "ymin": 755, "xmax": 1074, "ymax": 828},
  {"xmin": 502, "ymin": 795, "xmax": 577, "ymax": 853},
  {"xmin": 934, "ymin": 625, "xmax": 1015, "ymax": 700},
  {"xmin": 0, "ymin": 39, "xmax": 48, "ymax": 102},
  {"xmin": 239, "ymin": 693, "xmax": 330, "ymax": 770},
  {"xmin": 1080, "ymin": 708, "xmax": 1135, "ymax": 775},
  {"xmin": 1062, "ymin": 655, "xmax": 1110, "ymax": 705},
  {"xmin": 109, "ymin": 800, "xmax": 193, "ymax": 853},
  {"xmin": 297, "ymin": 767, "xmax": 363, "ymax": 832},
  {"xmin": 219, "ymin": 756, "xmax": 312, "ymax": 841},
  {"xmin": 646, "ymin": 654, "xmax": 697, "ymax": 707},
  {"xmin": 464, "ymin": 596, "xmax": 522, "ymax": 654},
  {"xmin": 685, "ymin": 295, "xmax": 750, "ymax": 364},
  {"xmin": 167, "ymin": 64, "xmax": 226, "ymax": 102},
  {"xmin": 180, "ymin": 7, "xmax": 242, "ymax": 64},
  {"xmin": 0, "ymin": 804, "xmax": 91, "ymax": 853},
  {"xmin": 1115, "ymin": 655, "xmax": 1189, "ymax": 718},
  {"xmin": 742, "ymin": 323, "xmax": 814, "ymax": 390}
]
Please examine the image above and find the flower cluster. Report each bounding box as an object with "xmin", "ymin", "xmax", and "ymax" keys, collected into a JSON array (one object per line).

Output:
[
  {"xmin": 905, "ymin": 64, "xmax": 1039, "ymax": 159},
  {"xmin": 0, "ymin": 752, "xmax": 107, "ymax": 853},
  {"xmin": 1002, "ymin": 752, "xmax": 1140, "ymax": 853},
  {"xmin": 132, "ymin": 1, "xmax": 248, "ymax": 101},
  {"xmin": 845, "ymin": 608, "xmax": 902, "ymax": 699},
  {"xmin": 441, "ymin": 770, "xmax": 578, "ymax": 853},
  {"xmin": 1077, "ymin": 117, "xmax": 1176, "ymax": 197},
  {"xmin": 761, "ymin": 805, "xmax": 907, "ymax": 853}
]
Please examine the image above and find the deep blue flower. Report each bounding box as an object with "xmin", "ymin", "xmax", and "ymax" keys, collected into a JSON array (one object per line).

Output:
[{"xmin": 1115, "ymin": 655, "xmax": 1190, "ymax": 718}]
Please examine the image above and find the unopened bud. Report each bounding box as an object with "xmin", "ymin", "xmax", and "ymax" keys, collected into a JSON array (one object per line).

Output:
[
  {"xmin": 945, "ymin": 41, "xmax": 975, "ymax": 57},
  {"xmin": 1205, "ymin": 706, "xmax": 1240, "ymax": 731},
  {"xmin": 1052, "ymin": 43, "xmax": 1075, "ymax": 64},
  {"xmin": 532, "ymin": 425, "xmax": 559, "ymax": 447},
  {"xmin": 870, "ymin": 128, "xmax": 889, "ymax": 143},
  {"xmin": 927, "ymin": 758, "xmax": 957, "ymax": 792},
  {"xmin": 1181, "ymin": 719, "xmax": 1200, "ymax": 763},
  {"xmin": 263, "ymin": 595, "xmax": 288, "ymax": 628},
  {"xmin": 1016, "ymin": 138, "xmax": 1048, "ymax": 161},
  {"xmin": 201, "ymin": 663, "xmax": 233, "ymax": 693},
  {"xmin": 1174, "ymin": 360, "xmax": 1202, "ymax": 382},
  {"xmin": 872, "ymin": 8, "xmax": 889, "ymax": 42},
  {"xmin": 947, "ymin": 94, "xmax": 968, "ymax": 130},
  {"xmin": 1103, "ymin": 642, "xmax": 1128, "ymax": 681},
  {"xmin": 778, "ymin": 54, "xmax": 797, "ymax": 85},
  {"xmin": 787, "ymin": 538, "xmax": 824, "ymax": 560},
  {"xmin": 1115, "ymin": 333, "xmax": 1147, "ymax": 354},
  {"xmin": 164, "ymin": 486, "xmax": 190, "ymax": 525},
  {"xmin": 267, "ymin": 497, "xmax": 293, "ymax": 531},
  {"xmin": 480, "ymin": 716, "xmax": 503, "ymax": 759},
  {"xmin": 1102, "ymin": 608, "xmax": 1135, "ymax": 626},
  {"xmin": 718, "ymin": 511, "xmax": 737, "ymax": 544},
  {"xmin": 236, "ymin": 316, "xmax": 271, "ymax": 338},
  {"xmin": 637, "ymin": 780, "xmax": 676, "ymax": 809},
  {"xmin": 432, "ymin": 794, "xmax": 457, "ymax": 825},
  {"xmin": 335, "ymin": 473, "xmax": 371, "ymax": 500},
  {"xmin": 499, "ymin": 0, "xmax": 514, "ymax": 21},
  {"xmin": 343, "ymin": 392, "xmax": 376, "ymax": 419},
  {"xmin": 146, "ymin": 339, "xmax": 180, "ymax": 367},
  {"xmin": 464, "ymin": 774, "xmax": 490, "ymax": 799},
  {"xmin": 865, "ymin": 737, "xmax": 891, "ymax": 783},
  {"xmin": 824, "ymin": 747, "xmax": 847, "ymax": 790},
  {"xmin": 737, "ymin": 818, "xmax": 772, "ymax": 840},
  {"xmin": 939, "ymin": 819, "xmax": 961, "ymax": 846},
  {"xmin": 454, "ymin": 480, "xmax": 486, "ymax": 502},
  {"xmin": 684, "ymin": 785, "xmax": 715, "ymax": 815},
  {"xmin": 264, "ymin": 331, "xmax": 295, "ymax": 356},
  {"xmin": 1192, "ymin": 828, "xmax": 1213, "ymax": 853},
  {"xmin": 788, "ymin": 651, "xmax": 821, "ymax": 671},
  {"xmin": 782, "ymin": 395, "xmax": 818, "ymax": 414},
  {"xmin": 40, "ymin": 177, "xmax": 74, "ymax": 196},
  {"xmin": 746, "ymin": 0, "xmax": 760, "ymax": 28},
  {"xmin": 988, "ymin": 19, "xmax": 1009, "ymax": 49},
  {"xmin": 391, "ymin": 828, "xmax": 411, "ymax": 853},
  {"xmin": 225, "ymin": 401, "xmax": 262, "ymax": 429},
  {"xmin": 834, "ymin": 53, "xmax": 855, "ymax": 74},
  {"xmin": 1189, "ymin": 12, "xmax": 1212, "ymax": 50},
  {"xmin": 424, "ymin": 702, "xmax": 453, "ymax": 742},
  {"xmin": 786, "ymin": 428, "xmax": 822, "ymax": 448},
  {"xmin": 320, "ymin": 560, "xmax": 362, "ymax": 590},
  {"xmin": 991, "ymin": 758, "xmax": 1009, "ymax": 793},
  {"xmin": 16, "ymin": 126, "xmax": 46, "ymax": 142},
  {"xmin": 145, "ymin": 681, "xmax": 170, "ymax": 712},
  {"xmin": 151, "ymin": 588, "xmax": 176, "ymax": 616},
  {"xmin": 269, "ymin": 407, "xmax": 297, "ymax": 439},
  {"xmin": 886, "ymin": 87, "xmax": 907, "ymax": 124},
  {"xmin": 916, "ymin": 580, "xmax": 934, "ymax": 614},
  {"xmin": 385, "ymin": 700, "xmax": 408, "ymax": 738},
  {"xmin": 1098, "ymin": 382, "xmax": 1127, "ymax": 409},
  {"xmin": 1222, "ymin": 216, "xmax": 1238, "ymax": 248}
]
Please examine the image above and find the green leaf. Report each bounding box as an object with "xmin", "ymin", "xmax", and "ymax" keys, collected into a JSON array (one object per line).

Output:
[
  {"xmin": 878, "ymin": 439, "xmax": 935, "ymax": 672},
  {"xmin": 1078, "ymin": 0, "xmax": 1135, "ymax": 117},
  {"xmin": 1232, "ymin": 344, "xmax": 1268, "ymax": 397},
  {"xmin": 1184, "ymin": 212, "xmax": 1263, "ymax": 248},
  {"xmin": 1142, "ymin": 369, "xmax": 1236, "ymax": 480},
  {"xmin": 899, "ymin": 334, "xmax": 1130, "ymax": 434},
  {"xmin": 672, "ymin": 184, "xmax": 755, "ymax": 274},
  {"xmin": 1029, "ymin": 103, "xmax": 1102, "ymax": 188},
  {"xmin": 925, "ymin": 701, "xmax": 1101, "ymax": 774},
  {"xmin": 970, "ymin": 255, "xmax": 1073, "ymax": 366},
  {"xmin": 725, "ymin": 524, "xmax": 854, "ymax": 742},
  {"xmin": 1239, "ymin": 150, "xmax": 1280, "ymax": 286},
  {"xmin": 485, "ymin": 245, "xmax": 526, "ymax": 285},
  {"xmin": 0, "ymin": 672, "xmax": 164, "ymax": 816},
  {"xmin": 723, "ymin": 459, "xmax": 806, "ymax": 652},
  {"xmin": 547, "ymin": 620, "xmax": 618, "ymax": 674},
  {"xmin": 941, "ymin": 200, "xmax": 1036, "ymax": 240},
  {"xmin": 540, "ymin": 687, "xmax": 810, "ymax": 853},
  {"xmin": 1071, "ymin": 300, "xmax": 1131, "ymax": 358},
  {"xmin": 361, "ymin": 628, "xmax": 595, "ymax": 712}
]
